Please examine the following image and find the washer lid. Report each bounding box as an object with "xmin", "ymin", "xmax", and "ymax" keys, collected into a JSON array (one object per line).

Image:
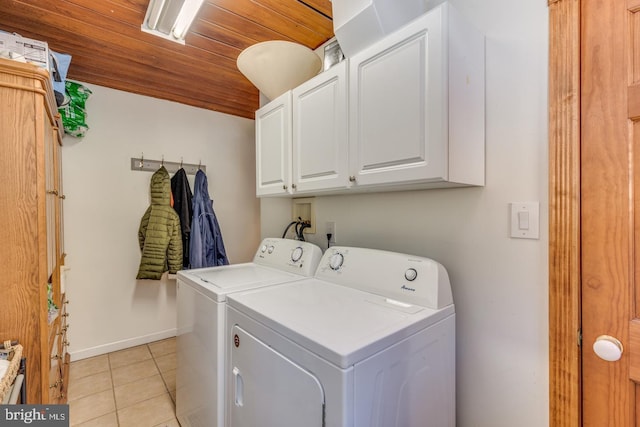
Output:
[
  {"xmin": 177, "ymin": 263, "xmax": 306, "ymax": 302},
  {"xmin": 227, "ymin": 278, "xmax": 455, "ymax": 368}
]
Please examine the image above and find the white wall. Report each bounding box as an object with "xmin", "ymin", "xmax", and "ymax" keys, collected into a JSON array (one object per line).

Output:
[
  {"xmin": 261, "ymin": 0, "xmax": 549, "ymax": 426},
  {"xmin": 62, "ymin": 84, "xmax": 260, "ymax": 360}
]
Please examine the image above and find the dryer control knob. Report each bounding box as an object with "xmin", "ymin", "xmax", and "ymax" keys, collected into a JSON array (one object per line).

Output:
[
  {"xmin": 267, "ymin": 246, "xmax": 275, "ymax": 254},
  {"xmin": 291, "ymin": 247, "xmax": 303, "ymax": 262},
  {"xmin": 405, "ymin": 268, "xmax": 418, "ymax": 281},
  {"xmin": 260, "ymin": 245, "xmax": 268, "ymax": 253},
  {"xmin": 329, "ymin": 253, "xmax": 344, "ymax": 270}
]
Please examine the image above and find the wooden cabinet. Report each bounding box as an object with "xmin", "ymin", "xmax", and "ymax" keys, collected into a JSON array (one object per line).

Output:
[
  {"xmin": 292, "ymin": 60, "xmax": 349, "ymax": 194},
  {"xmin": 0, "ymin": 58, "xmax": 68, "ymax": 404},
  {"xmin": 348, "ymin": 2, "xmax": 485, "ymax": 189}
]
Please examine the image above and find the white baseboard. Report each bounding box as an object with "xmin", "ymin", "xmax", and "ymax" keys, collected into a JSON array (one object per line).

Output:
[{"xmin": 68, "ymin": 328, "xmax": 177, "ymax": 361}]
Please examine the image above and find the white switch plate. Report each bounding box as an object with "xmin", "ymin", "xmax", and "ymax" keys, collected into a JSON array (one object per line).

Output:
[{"xmin": 510, "ymin": 202, "xmax": 539, "ymax": 239}]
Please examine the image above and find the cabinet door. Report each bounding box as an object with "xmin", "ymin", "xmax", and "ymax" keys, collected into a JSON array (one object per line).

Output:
[
  {"xmin": 255, "ymin": 91, "xmax": 292, "ymax": 196},
  {"xmin": 44, "ymin": 117, "xmax": 63, "ymax": 278},
  {"xmin": 292, "ymin": 61, "xmax": 349, "ymax": 194},
  {"xmin": 349, "ymin": 7, "xmax": 447, "ymax": 187},
  {"xmin": 54, "ymin": 134, "xmax": 64, "ymax": 263},
  {"xmin": 44, "ymin": 123, "xmax": 57, "ymax": 277}
]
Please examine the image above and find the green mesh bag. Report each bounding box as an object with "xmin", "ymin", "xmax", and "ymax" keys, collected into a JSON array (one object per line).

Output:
[{"xmin": 58, "ymin": 81, "xmax": 92, "ymax": 138}]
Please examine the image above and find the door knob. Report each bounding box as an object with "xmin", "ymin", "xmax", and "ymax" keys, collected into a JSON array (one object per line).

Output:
[{"xmin": 593, "ymin": 335, "xmax": 623, "ymax": 361}]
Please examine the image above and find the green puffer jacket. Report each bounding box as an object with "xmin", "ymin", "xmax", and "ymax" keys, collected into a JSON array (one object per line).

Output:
[{"xmin": 136, "ymin": 166, "xmax": 183, "ymax": 280}]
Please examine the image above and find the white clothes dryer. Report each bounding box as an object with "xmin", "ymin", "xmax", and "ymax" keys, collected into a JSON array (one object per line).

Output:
[
  {"xmin": 225, "ymin": 246, "xmax": 455, "ymax": 427},
  {"xmin": 176, "ymin": 238, "xmax": 322, "ymax": 427}
]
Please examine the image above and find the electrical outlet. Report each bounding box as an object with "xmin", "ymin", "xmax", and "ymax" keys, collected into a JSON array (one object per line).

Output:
[{"xmin": 325, "ymin": 221, "xmax": 336, "ymax": 244}]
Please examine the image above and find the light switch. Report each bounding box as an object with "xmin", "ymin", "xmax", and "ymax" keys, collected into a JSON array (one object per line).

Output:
[
  {"xmin": 518, "ymin": 211, "xmax": 529, "ymax": 230},
  {"xmin": 510, "ymin": 202, "xmax": 539, "ymax": 239}
]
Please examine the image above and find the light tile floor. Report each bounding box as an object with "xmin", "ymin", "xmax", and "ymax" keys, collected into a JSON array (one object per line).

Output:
[{"xmin": 67, "ymin": 337, "xmax": 179, "ymax": 427}]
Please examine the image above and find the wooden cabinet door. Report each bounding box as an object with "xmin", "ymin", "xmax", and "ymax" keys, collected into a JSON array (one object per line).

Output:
[
  {"xmin": 292, "ymin": 61, "xmax": 349, "ymax": 194},
  {"xmin": 255, "ymin": 91, "xmax": 292, "ymax": 196},
  {"xmin": 44, "ymin": 123, "xmax": 57, "ymax": 277},
  {"xmin": 53, "ymin": 132, "xmax": 64, "ymax": 264}
]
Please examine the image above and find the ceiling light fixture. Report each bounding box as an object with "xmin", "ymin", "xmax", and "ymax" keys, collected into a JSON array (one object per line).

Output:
[
  {"xmin": 237, "ymin": 41, "xmax": 322, "ymax": 100},
  {"xmin": 141, "ymin": 0, "xmax": 204, "ymax": 44}
]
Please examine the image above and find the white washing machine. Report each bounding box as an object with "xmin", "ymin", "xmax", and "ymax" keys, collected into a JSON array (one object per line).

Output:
[
  {"xmin": 225, "ymin": 246, "xmax": 455, "ymax": 427},
  {"xmin": 176, "ymin": 238, "xmax": 323, "ymax": 427}
]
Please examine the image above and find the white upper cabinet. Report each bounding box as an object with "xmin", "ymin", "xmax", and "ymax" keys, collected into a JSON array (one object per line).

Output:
[
  {"xmin": 292, "ymin": 60, "xmax": 349, "ymax": 194},
  {"xmin": 254, "ymin": 2, "xmax": 484, "ymax": 197},
  {"xmin": 255, "ymin": 91, "xmax": 292, "ymax": 196},
  {"xmin": 348, "ymin": 2, "xmax": 485, "ymax": 189}
]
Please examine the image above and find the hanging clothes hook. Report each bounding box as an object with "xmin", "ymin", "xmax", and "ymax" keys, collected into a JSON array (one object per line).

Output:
[
  {"xmin": 198, "ymin": 160, "xmax": 202, "ymax": 170},
  {"xmin": 161, "ymin": 155, "xmax": 164, "ymax": 166},
  {"xmin": 180, "ymin": 157, "xmax": 183, "ymax": 168},
  {"xmin": 139, "ymin": 153, "xmax": 144, "ymax": 168}
]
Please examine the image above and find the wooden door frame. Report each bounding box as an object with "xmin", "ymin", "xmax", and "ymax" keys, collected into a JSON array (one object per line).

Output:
[{"xmin": 549, "ymin": 0, "xmax": 581, "ymax": 425}]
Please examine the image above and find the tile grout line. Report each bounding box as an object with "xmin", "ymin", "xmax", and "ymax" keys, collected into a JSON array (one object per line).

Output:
[
  {"xmin": 108, "ymin": 351, "xmax": 121, "ymax": 427},
  {"xmin": 145, "ymin": 343, "xmax": 177, "ymax": 427},
  {"xmin": 148, "ymin": 344, "xmax": 174, "ymax": 399}
]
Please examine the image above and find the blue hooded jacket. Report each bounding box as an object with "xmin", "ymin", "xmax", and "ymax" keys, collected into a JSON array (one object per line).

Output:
[{"xmin": 189, "ymin": 170, "xmax": 229, "ymax": 268}]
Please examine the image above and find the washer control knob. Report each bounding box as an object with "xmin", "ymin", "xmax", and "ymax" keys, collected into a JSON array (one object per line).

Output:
[
  {"xmin": 267, "ymin": 245, "xmax": 275, "ymax": 254},
  {"xmin": 260, "ymin": 245, "xmax": 267, "ymax": 253},
  {"xmin": 291, "ymin": 247, "xmax": 303, "ymax": 262},
  {"xmin": 329, "ymin": 253, "xmax": 344, "ymax": 270},
  {"xmin": 405, "ymin": 268, "xmax": 418, "ymax": 281}
]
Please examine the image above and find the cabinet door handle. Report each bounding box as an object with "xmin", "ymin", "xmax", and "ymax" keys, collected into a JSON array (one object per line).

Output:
[
  {"xmin": 349, "ymin": 176, "xmax": 356, "ymax": 182},
  {"xmin": 292, "ymin": 183, "xmax": 297, "ymax": 190},
  {"xmin": 282, "ymin": 185, "xmax": 288, "ymax": 190}
]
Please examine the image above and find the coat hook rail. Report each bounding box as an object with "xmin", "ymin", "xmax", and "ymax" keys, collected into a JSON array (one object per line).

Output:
[{"xmin": 130, "ymin": 157, "xmax": 205, "ymax": 175}]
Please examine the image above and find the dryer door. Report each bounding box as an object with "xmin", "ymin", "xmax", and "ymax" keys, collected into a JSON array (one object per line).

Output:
[{"xmin": 230, "ymin": 325, "xmax": 325, "ymax": 427}]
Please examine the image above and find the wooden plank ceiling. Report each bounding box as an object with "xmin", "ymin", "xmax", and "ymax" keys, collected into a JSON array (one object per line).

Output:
[{"xmin": 0, "ymin": 0, "xmax": 334, "ymax": 119}]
